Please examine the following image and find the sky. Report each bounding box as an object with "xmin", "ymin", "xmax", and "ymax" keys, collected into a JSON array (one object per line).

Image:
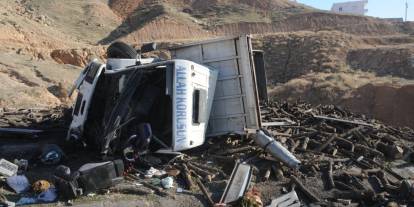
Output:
[{"xmin": 296, "ymin": 0, "xmax": 413, "ymax": 21}]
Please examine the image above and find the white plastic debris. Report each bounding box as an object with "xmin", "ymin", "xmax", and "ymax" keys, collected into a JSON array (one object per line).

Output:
[
  {"xmin": 6, "ymin": 175, "xmax": 30, "ymax": 194},
  {"xmin": 144, "ymin": 167, "xmax": 166, "ymax": 178},
  {"xmin": 4, "ymin": 201, "xmax": 15, "ymax": 207},
  {"xmin": 161, "ymin": 177, "xmax": 174, "ymax": 189},
  {"xmin": 0, "ymin": 159, "xmax": 18, "ymax": 177},
  {"xmin": 176, "ymin": 187, "xmax": 184, "ymax": 193},
  {"xmin": 87, "ymin": 193, "xmax": 96, "ymax": 197},
  {"xmin": 133, "ymin": 182, "xmax": 143, "ymax": 187}
]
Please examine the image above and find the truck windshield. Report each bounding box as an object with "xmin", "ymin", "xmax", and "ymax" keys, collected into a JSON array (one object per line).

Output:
[{"xmin": 100, "ymin": 63, "xmax": 173, "ymax": 154}]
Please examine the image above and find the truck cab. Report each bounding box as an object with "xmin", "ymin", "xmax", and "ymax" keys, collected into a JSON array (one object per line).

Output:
[
  {"xmin": 68, "ymin": 35, "xmax": 265, "ymax": 157},
  {"xmin": 68, "ymin": 55, "xmax": 217, "ymax": 156}
]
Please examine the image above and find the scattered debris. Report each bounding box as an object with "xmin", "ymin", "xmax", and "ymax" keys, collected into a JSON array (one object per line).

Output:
[
  {"xmin": 261, "ymin": 118, "xmax": 296, "ymax": 127},
  {"xmin": 255, "ymin": 130, "xmax": 301, "ymax": 169},
  {"xmin": 144, "ymin": 167, "xmax": 166, "ymax": 179},
  {"xmin": 312, "ymin": 115, "xmax": 375, "ymax": 127},
  {"xmin": 15, "ymin": 187, "xmax": 57, "ymax": 205},
  {"xmin": 0, "ymin": 159, "xmax": 18, "ymax": 177},
  {"xmin": 14, "ymin": 159, "xmax": 28, "ymax": 173},
  {"xmin": 220, "ymin": 162, "xmax": 253, "ymax": 205},
  {"xmin": 242, "ymin": 187, "xmax": 263, "ymax": 207},
  {"xmin": 53, "ymin": 165, "xmax": 83, "ymax": 200},
  {"xmin": 196, "ymin": 178, "xmax": 215, "ymax": 207},
  {"xmin": 0, "ymin": 100, "xmax": 414, "ymax": 206},
  {"xmin": 290, "ymin": 176, "xmax": 320, "ymax": 203},
  {"xmin": 6, "ymin": 175, "xmax": 30, "ymax": 194},
  {"xmin": 161, "ymin": 177, "xmax": 174, "ymax": 189},
  {"xmin": 39, "ymin": 144, "xmax": 65, "ymax": 165},
  {"xmin": 0, "ymin": 193, "xmax": 15, "ymax": 207},
  {"xmin": 267, "ymin": 190, "xmax": 300, "ymax": 207},
  {"xmin": 77, "ymin": 160, "xmax": 124, "ymax": 194},
  {"xmin": 1, "ymin": 36, "xmax": 414, "ymax": 207}
]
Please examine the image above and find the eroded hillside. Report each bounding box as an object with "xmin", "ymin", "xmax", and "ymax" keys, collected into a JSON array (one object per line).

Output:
[
  {"xmin": 256, "ymin": 31, "xmax": 414, "ymax": 128},
  {"xmin": 0, "ymin": 0, "xmax": 413, "ymax": 129}
]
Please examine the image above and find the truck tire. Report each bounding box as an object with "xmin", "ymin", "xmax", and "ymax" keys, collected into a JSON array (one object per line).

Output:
[{"xmin": 107, "ymin": 41, "xmax": 137, "ymax": 59}]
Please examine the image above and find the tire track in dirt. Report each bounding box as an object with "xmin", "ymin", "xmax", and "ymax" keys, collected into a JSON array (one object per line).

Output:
[
  {"xmin": 0, "ymin": 62, "xmax": 39, "ymax": 87},
  {"xmin": 32, "ymin": 68, "xmax": 55, "ymax": 84},
  {"xmin": 32, "ymin": 67, "xmax": 70, "ymax": 103}
]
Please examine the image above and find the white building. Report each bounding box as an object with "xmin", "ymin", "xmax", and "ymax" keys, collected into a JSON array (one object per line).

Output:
[{"xmin": 331, "ymin": 0, "xmax": 368, "ymax": 16}]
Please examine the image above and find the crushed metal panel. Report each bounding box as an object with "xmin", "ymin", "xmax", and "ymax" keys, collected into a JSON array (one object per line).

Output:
[
  {"xmin": 266, "ymin": 190, "xmax": 300, "ymax": 207},
  {"xmin": 220, "ymin": 162, "xmax": 253, "ymax": 204},
  {"xmin": 170, "ymin": 35, "xmax": 261, "ymax": 136}
]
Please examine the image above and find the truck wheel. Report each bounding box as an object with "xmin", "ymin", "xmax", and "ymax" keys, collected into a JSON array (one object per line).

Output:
[{"xmin": 107, "ymin": 41, "xmax": 137, "ymax": 59}]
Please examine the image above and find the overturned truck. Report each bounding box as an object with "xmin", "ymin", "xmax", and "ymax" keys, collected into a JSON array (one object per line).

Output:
[{"xmin": 67, "ymin": 36, "xmax": 267, "ymax": 158}]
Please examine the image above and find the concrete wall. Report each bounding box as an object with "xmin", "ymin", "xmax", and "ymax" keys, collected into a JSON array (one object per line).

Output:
[{"xmin": 331, "ymin": 0, "xmax": 368, "ymax": 16}]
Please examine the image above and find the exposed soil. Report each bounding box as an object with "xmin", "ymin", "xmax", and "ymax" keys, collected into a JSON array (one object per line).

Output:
[
  {"xmin": 50, "ymin": 47, "xmax": 107, "ymax": 67},
  {"xmin": 250, "ymin": 30, "xmax": 414, "ymax": 129},
  {"xmin": 0, "ymin": 52, "xmax": 79, "ymax": 108},
  {"xmin": 1, "ymin": 0, "xmax": 413, "ymax": 129},
  {"xmin": 102, "ymin": 0, "xmax": 412, "ymax": 43},
  {"xmin": 268, "ymin": 72, "xmax": 414, "ymax": 129}
]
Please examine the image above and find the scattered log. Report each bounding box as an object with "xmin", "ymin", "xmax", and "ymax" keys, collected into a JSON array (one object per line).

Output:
[
  {"xmin": 181, "ymin": 163, "xmax": 195, "ymax": 190},
  {"xmin": 195, "ymin": 178, "xmax": 215, "ymax": 207},
  {"xmin": 325, "ymin": 161, "xmax": 335, "ymax": 190}
]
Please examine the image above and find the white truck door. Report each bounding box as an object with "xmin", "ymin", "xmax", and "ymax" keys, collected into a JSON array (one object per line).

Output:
[
  {"xmin": 172, "ymin": 60, "xmax": 218, "ymax": 151},
  {"xmin": 170, "ymin": 36, "xmax": 261, "ymax": 136}
]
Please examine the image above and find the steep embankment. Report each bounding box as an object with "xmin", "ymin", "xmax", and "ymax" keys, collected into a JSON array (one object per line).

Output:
[
  {"xmin": 103, "ymin": 0, "xmax": 410, "ymax": 43},
  {"xmin": 1, "ymin": 0, "xmax": 414, "ymax": 129},
  {"xmin": 0, "ymin": 0, "xmax": 119, "ymax": 107},
  {"xmin": 102, "ymin": 0, "xmax": 311, "ymax": 43},
  {"xmin": 258, "ymin": 31, "xmax": 414, "ymax": 128}
]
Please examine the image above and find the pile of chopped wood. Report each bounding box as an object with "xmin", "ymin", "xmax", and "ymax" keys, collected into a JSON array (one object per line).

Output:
[
  {"xmin": 175, "ymin": 101, "xmax": 414, "ymax": 206},
  {"xmin": 2, "ymin": 102, "xmax": 414, "ymax": 206}
]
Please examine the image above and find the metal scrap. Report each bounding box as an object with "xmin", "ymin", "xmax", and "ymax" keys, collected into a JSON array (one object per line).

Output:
[
  {"xmin": 266, "ymin": 190, "xmax": 300, "ymax": 207},
  {"xmin": 220, "ymin": 162, "xmax": 253, "ymax": 204}
]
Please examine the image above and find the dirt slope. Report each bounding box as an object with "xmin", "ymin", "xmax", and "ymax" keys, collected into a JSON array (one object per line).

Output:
[
  {"xmin": 0, "ymin": 0, "xmax": 414, "ymax": 129},
  {"xmin": 101, "ymin": 0, "xmax": 411, "ymax": 44},
  {"xmin": 259, "ymin": 31, "xmax": 414, "ymax": 128},
  {"xmin": 0, "ymin": 0, "xmax": 114, "ymax": 107},
  {"xmin": 100, "ymin": 0, "xmax": 311, "ymax": 43},
  {"xmin": 0, "ymin": 52, "xmax": 79, "ymax": 108}
]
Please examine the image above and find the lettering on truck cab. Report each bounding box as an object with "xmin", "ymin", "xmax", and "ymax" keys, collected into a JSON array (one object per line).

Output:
[{"xmin": 175, "ymin": 65, "xmax": 187, "ymax": 149}]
